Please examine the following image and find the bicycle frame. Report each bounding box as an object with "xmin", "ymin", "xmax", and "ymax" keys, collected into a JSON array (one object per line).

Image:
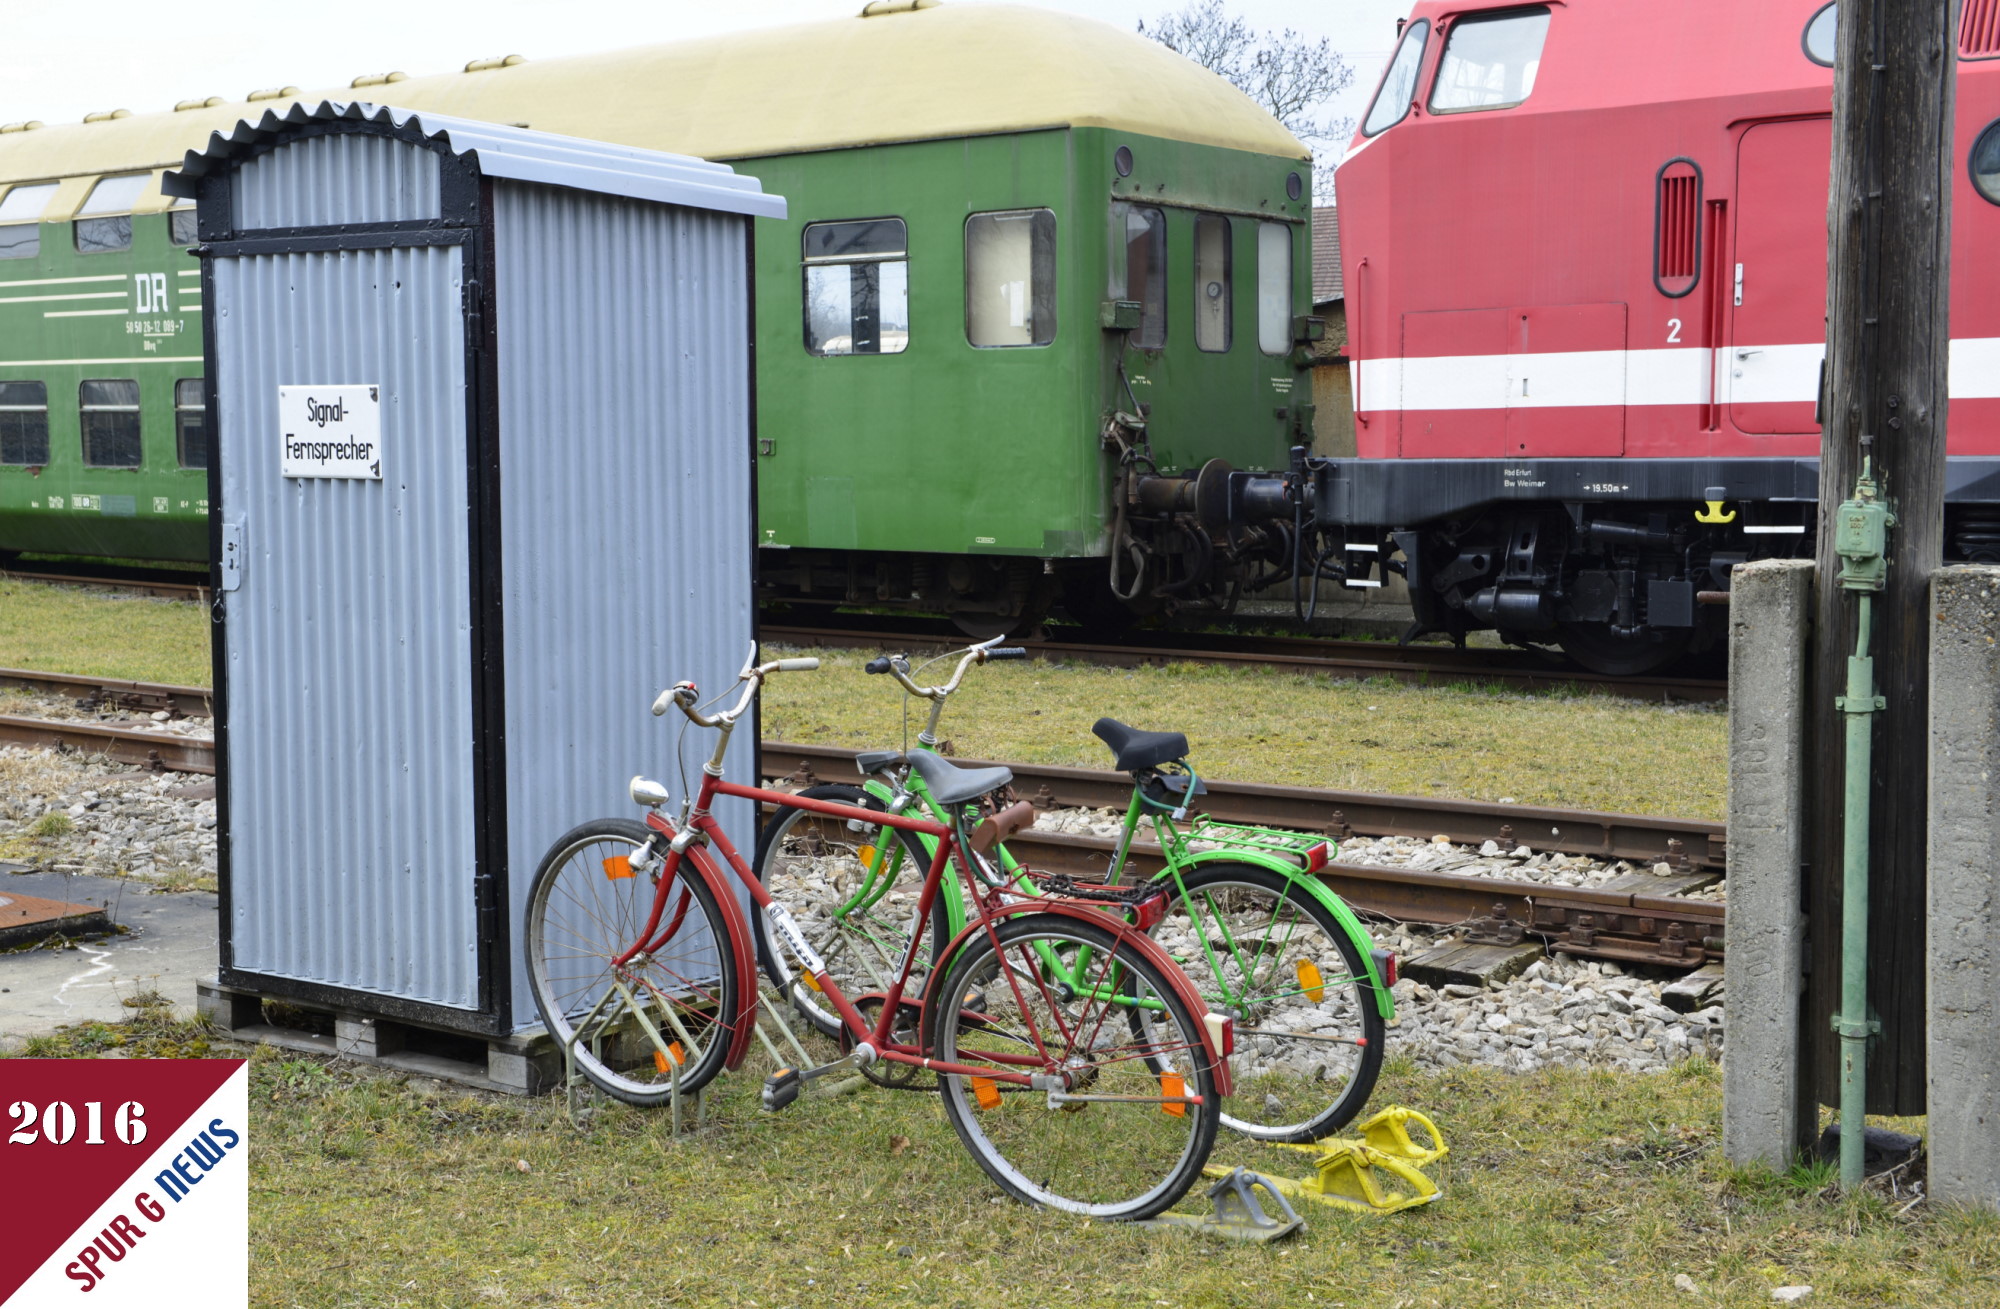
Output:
[{"xmin": 625, "ymin": 654, "xmax": 1233, "ymax": 1094}]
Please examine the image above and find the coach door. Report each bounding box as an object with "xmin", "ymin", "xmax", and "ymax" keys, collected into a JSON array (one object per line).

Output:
[{"xmin": 1729, "ymin": 118, "xmax": 1830, "ymax": 436}]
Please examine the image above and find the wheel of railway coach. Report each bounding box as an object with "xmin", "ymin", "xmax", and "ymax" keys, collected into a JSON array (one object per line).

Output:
[{"xmin": 1554, "ymin": 621, "xmax": 1692, "ymax": 676}]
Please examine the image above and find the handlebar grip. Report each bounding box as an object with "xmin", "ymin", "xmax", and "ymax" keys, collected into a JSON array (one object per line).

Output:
[
  {"xmin": 864, "ymin": 656, "xmax": 894, "ymax": 675},
  {"xmin": 775, "ymin": 657, "xmax": 820, "ymax": 672},
  {"xmin": 987, "ymin": 647, "xmax": 1029, "ymax": 661}
]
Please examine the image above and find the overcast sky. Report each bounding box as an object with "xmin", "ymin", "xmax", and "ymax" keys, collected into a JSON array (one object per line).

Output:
[{"xmin": 0, "ymin": 0, "xmax": 1412, "ymax": 172}]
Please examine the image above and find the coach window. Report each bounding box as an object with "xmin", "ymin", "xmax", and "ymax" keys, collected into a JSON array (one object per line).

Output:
[
  {"xmin": 1428, "ymin": 7, "xmax": 1551, "ymax": 114},
  {"xmin": 1362, "ymin": 19, "xmax": 1429, "ymax": 136},
  {"xmin": 75, "ymin": 174, "xmax": 151, "ymax": 254},
  {"xmin": 1803, "ymin": 4, "xmax": 1836, "ymax": 66},
  {"xmin": 80, "ymin": 380, "xmax": 142, "ymax": 467},
  {"xmin": 1193, "ymin": 214, "xmax": 1232, "ymax": 352},
  {"xmin": 0, "ymin": 182, "xmax": 57, "ymax": 260},
  {"xmin": 169, "ymin": 200, "xmax": 198, "ymax": 247},
  {"xmin": 803, "ymin": 218, "xmax": 909, "ymax": 356},
  {"xmin": 965, "ymin": 209, "xmax": 1057, "ymax": 347},
  {"xmin": 175, "ymin": 378, "xmax": 207, "ymax": 469},
  {"xmin": 0, "ymin": 382, "xmax": 50, "ymax": 466},
  {"xmin": 1257, "ymin": 222, "xmax": 1292, "ymax": 356},
  {"xmin": 1113, "ymin": 204, "xmax": 1167, "ymax": 349}
]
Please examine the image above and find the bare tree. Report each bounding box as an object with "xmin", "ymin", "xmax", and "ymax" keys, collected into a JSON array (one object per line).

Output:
[{"xmin": 1139, "ymin": 0, "xmax": 1354, "ymax": 198}]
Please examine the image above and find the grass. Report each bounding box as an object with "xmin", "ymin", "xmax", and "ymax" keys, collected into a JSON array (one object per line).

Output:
[
  {"xmin": 12, "ymin": 1012, "xmax": 1995, "ymax": 1308},
  {"xmin": 0, "ymin": 577, "xmax": 209, "ymax": 685},
  {"xmin": 0, "ymin": 579, "xmax": 1726, "ymax": 816},
  {"xmin": 762, "ymin": 648, "xmax": 1727, "ymax": 819}
]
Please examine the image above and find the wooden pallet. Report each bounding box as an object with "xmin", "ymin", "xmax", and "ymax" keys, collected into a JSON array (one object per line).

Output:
[{"xmin": 195, "ymin": 978, "xmax": 563, "ymax": 1096}]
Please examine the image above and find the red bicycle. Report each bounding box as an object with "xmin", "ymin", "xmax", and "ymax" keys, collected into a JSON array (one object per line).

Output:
[{"xmin": 523, "ymin": 649, "xmax": 1234, "ymax": 1219}]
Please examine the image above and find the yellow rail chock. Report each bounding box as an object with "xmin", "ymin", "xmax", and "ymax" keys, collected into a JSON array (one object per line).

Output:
[{"xmin": 1212, "ymin": 1106, "xmax": 1451, "ymax": 1216}]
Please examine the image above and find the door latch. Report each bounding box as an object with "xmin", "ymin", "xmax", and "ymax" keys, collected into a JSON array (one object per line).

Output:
[{"xmin": 220, "ymin": 518, "xmax": 245, "ymax": 592}]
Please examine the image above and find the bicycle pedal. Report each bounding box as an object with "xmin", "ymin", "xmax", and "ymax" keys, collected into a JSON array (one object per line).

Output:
[{"xmin": 762, "ymin": 1068, "xmax": 804, "ymax": 1112}]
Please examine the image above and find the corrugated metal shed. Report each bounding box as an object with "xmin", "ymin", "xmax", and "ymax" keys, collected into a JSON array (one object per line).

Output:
[
  {"xmin": 175, "ymin": 103, "xmax": 781, "ymax": 1037},
  {"xmin": 1312, "ymin": 205, "xmax": 1342, "ymax": 306}
]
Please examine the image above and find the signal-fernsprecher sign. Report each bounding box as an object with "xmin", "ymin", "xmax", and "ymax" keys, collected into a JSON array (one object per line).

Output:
[
  {"xmin": 1, "ymin": 1060, "xmax": 247, "ymax": 1306},
  {"xmin": 279, "ymin": 384, "xmax": 382, "ymax": 480}
]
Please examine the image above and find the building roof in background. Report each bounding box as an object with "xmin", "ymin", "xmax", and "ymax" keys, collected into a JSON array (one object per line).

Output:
[{"xmin": 1313, "ymin": 206, "xmax": 1341, "ymax": 305}]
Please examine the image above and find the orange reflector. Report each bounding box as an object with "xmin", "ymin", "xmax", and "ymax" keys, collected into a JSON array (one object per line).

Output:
[
  {"xmin": 653, "ymin": 1042, "xmax": 684, "ymax": 1074},
  {"xmin": 857, "ymin": 844, "xmax": 878, "ymax": 866},
  {"xmin": 800, "ymin": 970, "xmax": 823, "ymax": 993},
  {"xmin": 971, "ymin": 1077, "xmax": 1002, "ymax": 1110},
  {"xmin": 603, "ymin": 855, "xmax": 633, "ymax": 881},
  {"xmin": 1297, "ymin": 959, "xmax": 1326, "ymax": 1003},
  {"xmin": 1160, "ymin": 1072, "xmax": 1187, "ymax": 1116}
]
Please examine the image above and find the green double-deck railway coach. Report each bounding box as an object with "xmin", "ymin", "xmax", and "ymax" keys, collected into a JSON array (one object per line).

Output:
[{"xmin": 0, "ymin": 1, "xmax": 1315, "ymax": 628}]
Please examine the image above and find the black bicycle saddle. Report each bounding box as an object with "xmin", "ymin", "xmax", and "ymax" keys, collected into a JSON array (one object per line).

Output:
[
  {"xmin": 906, "ymin": 750, "xmax": 1013, "ymax": 807},
  {"xmin": 1091, "ymin": 718, "xmax": 1190, "ymax": 773}
]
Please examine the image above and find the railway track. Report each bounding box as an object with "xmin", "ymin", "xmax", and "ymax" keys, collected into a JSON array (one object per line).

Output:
[
  {"xmin": 3, "ymin": 563, "xmax": 210, "ymax": 602},
  {"xmin": 758, "ymin": 742, "xmax": 1726, "ymax": 970},
  {"xmin": 0, "ymin": 667, "xmax": 1728, "ymax": 967},
  {"xmin": 762, "ymin": 622, "xmax": 1728, "ymax": 703}
]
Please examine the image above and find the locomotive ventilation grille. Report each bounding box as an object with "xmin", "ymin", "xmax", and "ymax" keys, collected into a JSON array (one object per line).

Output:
[
  {"xmin": 1654, "ymin": 161, "xmax": 1701, "ymax": 297},
  {"xmin": 1966, "ymin": 0, "xmax": 2000, "ymax": 57}
]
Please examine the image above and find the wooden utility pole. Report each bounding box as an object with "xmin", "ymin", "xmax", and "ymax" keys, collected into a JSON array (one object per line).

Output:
[{"xmin": 1806, "ymin": 0, "xmax": 1957, "ymax": 1118}]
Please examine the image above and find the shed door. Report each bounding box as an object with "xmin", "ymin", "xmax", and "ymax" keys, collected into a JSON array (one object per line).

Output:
[
  {"xmin": 1729, "ymin": 118, "xmax": 1830, "ymax": 435},
  {"xmin": 215, "ymin": 245, "xmax": 483, "ymax": 1013}
]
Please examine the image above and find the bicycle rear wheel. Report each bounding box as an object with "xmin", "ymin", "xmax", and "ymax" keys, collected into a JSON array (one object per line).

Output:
[
  {"xmin": 524, "ymin": 818, "xmax": 737, "ymax": 1106},
  {"xmin": 926, "ymin": 913, "xmax": 1220, "ymax": 1220},
  {"xmin": 750, "ymin": 784, "xmax": 951, "ymax": 1039},
  {"xmin": 1150, "ymin": 863, "xmax": 1384, "ymax": 1141}
]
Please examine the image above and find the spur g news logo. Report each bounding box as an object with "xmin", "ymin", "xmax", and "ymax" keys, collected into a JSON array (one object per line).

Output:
[{"xmin": 1, "ymin": 1061, "xmax": 246, "ymax": 1307}]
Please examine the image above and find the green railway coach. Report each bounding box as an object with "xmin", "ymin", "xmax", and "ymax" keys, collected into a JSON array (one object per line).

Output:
[{"xmin": 0, "ymin": 1, "xmax": 1316, "ymax": 627}]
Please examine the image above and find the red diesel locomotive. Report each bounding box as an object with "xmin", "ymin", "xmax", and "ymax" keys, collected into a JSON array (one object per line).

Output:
[{"xmin": 1317, "ymin": 0, "xmax": 2000, "ymax": 671}]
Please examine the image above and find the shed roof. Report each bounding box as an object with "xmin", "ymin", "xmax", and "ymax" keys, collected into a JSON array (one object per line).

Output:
[
  {"xmin": 162, "ymin": 100, "xmax": 787, "ymax": 220},
  {"xmin": 2, "ymin": 3, "xmax": 1304, "ymax": 195},
  {"xmin": 1312, "ymin": 206, "xmax": 1342, "ymax": 305}
]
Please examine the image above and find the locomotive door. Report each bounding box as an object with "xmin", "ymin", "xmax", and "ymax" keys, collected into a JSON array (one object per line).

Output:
[
  {"xmin": 213, "ymin": 243, "xmax": 485, "ymax": 1016},
  {"xmin": 1504, "ymin": 302, "xmax": 1627, "ymax": 457},
  {"xmin": 1729, "ymin": 117, "xmax": 1831, "ymax": 435}
]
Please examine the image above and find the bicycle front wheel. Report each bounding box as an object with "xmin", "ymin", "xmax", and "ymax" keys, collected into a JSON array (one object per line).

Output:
[
  {"xmin": 1150, "ymin": 863, "xmax": 1384, "ymax": 1141},
  {"xmin": 926, "ymin": 913, "xmax": 1220, "ymax": 1220},
  {"xmin": 524, "ymin": 818, "xmax": 738, "ymax": 1106},
  {"xmin": 751, "ymin": 784, "xmax": 951, "ymax": 1039}
]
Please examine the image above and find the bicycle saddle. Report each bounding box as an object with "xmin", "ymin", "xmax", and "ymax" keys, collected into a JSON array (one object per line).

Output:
[
  {"xmin": 906, "ymin": 750, "xmax": 1013, "ymax": 807},
  {"xmin": 855, "ymin": 750, "xmax": 904, "ymax": 777},
  {"xmin": 1092, "ymin": 718, "xmax": 1189, "ymax": 773}
]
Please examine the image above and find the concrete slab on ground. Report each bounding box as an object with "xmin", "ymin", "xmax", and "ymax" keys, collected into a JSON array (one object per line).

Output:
[{"xmin": 0, "ymin": 865, "xmax": 217, "ymax": 1043}]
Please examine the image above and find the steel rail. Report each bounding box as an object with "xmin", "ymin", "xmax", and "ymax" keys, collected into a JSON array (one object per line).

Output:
[
  {"xmin": 3, "ymin": 566, "xmax": 210, "ymax": 603},
  {"xmin": 0, "ymin": 668, "xmax": 213, "ymax": 718},
  {"xmin": 760, "ymin": 741, "xmax": 1725, "ymax": 871},
  {"xmin": 761, "ymin": 623, "xmax": 1728, "ymax": 704},
  {"xmin": 0, "ymin": 713, "xmax": 214, "ymax": 774}
]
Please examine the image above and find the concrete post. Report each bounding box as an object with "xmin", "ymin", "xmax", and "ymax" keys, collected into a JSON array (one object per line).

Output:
[
  {"xmin": 1928, "ymin": 565, "xmax": 2000, "ymax": 1207},
  {"xmin": 1724, "ymin": 558, "xmax": 1816, "ymax": 1169}
]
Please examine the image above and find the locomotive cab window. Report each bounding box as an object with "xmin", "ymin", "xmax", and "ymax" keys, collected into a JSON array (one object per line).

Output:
[
  {"xmin": 175, "ymin": 378, "xmax": 207, "ymax": 469},
  {"xmin": 0, "ymin": 381, "xmax": 49, "ymax": 466},
  {"xmin": 75, "ymin": 174, "xmax": 151, "ymax": 254},
  {"xmin": 803, "ymin": 218, "xmax": 909, "ymax": 356},
  {"xmin": 0, "ymin": 182, "xmax": 57, "ymax": 260},
  {"xmin": 79, "ymin": 379, "xmax": 141, "ymax": 467},
  {"xmin": 1194, "ymin": 214, "xmax": 1232, "ymax": 352},
  {"xmin": 1428, "ymin": 7, "xmax": 1551, "ymax": 114},
  {"xmin": 1257, "ymin": 222, "xmax": 1292, "ymax": 356},
  {"xmin": 965, "ymin": 209, "xmax": 1056, "ymax": 347},
  {"xmin": 1362, "ymin": 18, "xmax": 1430, "ymax": 136},
  {"xmin": 1113, "ymin": 204, "xmax": 1167, "ymax": 349}
]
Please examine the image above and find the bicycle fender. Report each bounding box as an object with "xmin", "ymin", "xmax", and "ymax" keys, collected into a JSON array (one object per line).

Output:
[
  {"xmin": 1177, "ymin": 850, "xmax": 1396, "ymax": 1021},
  {"xmin": 679, "ymin": 843, "xmax": 763, "ymax": 1072},
  {"xmin": 928, "ymin": 903, "xmax": 1234, "ymax": 1098}
]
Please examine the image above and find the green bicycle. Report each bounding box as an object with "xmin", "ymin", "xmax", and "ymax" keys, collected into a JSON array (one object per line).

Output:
[{"xmin": 750, "ymin": 637, "xmax": 1394, "ymax": 1141}]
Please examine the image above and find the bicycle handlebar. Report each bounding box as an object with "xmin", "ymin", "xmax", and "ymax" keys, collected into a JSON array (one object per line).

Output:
[
  {"xmin": 871, "ymin": 633, "xmax": 1023, "ymax": 703},
  {"xmin": 649, "ymin": 647, "xmax": 820, "ymax": 727}
]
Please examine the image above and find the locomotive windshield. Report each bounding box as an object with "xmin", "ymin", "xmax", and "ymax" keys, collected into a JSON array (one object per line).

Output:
[
  {"xmin": 0, "ymin": 182, "xmax": 56, "ymax": 259},
  {"xmin": 1429, "ymin": 7, "xmax": 1550, "ymax": 114},
  {"xmin": 1362, "ymin": 19, "xmax": 1429, "ymax": 136}
]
